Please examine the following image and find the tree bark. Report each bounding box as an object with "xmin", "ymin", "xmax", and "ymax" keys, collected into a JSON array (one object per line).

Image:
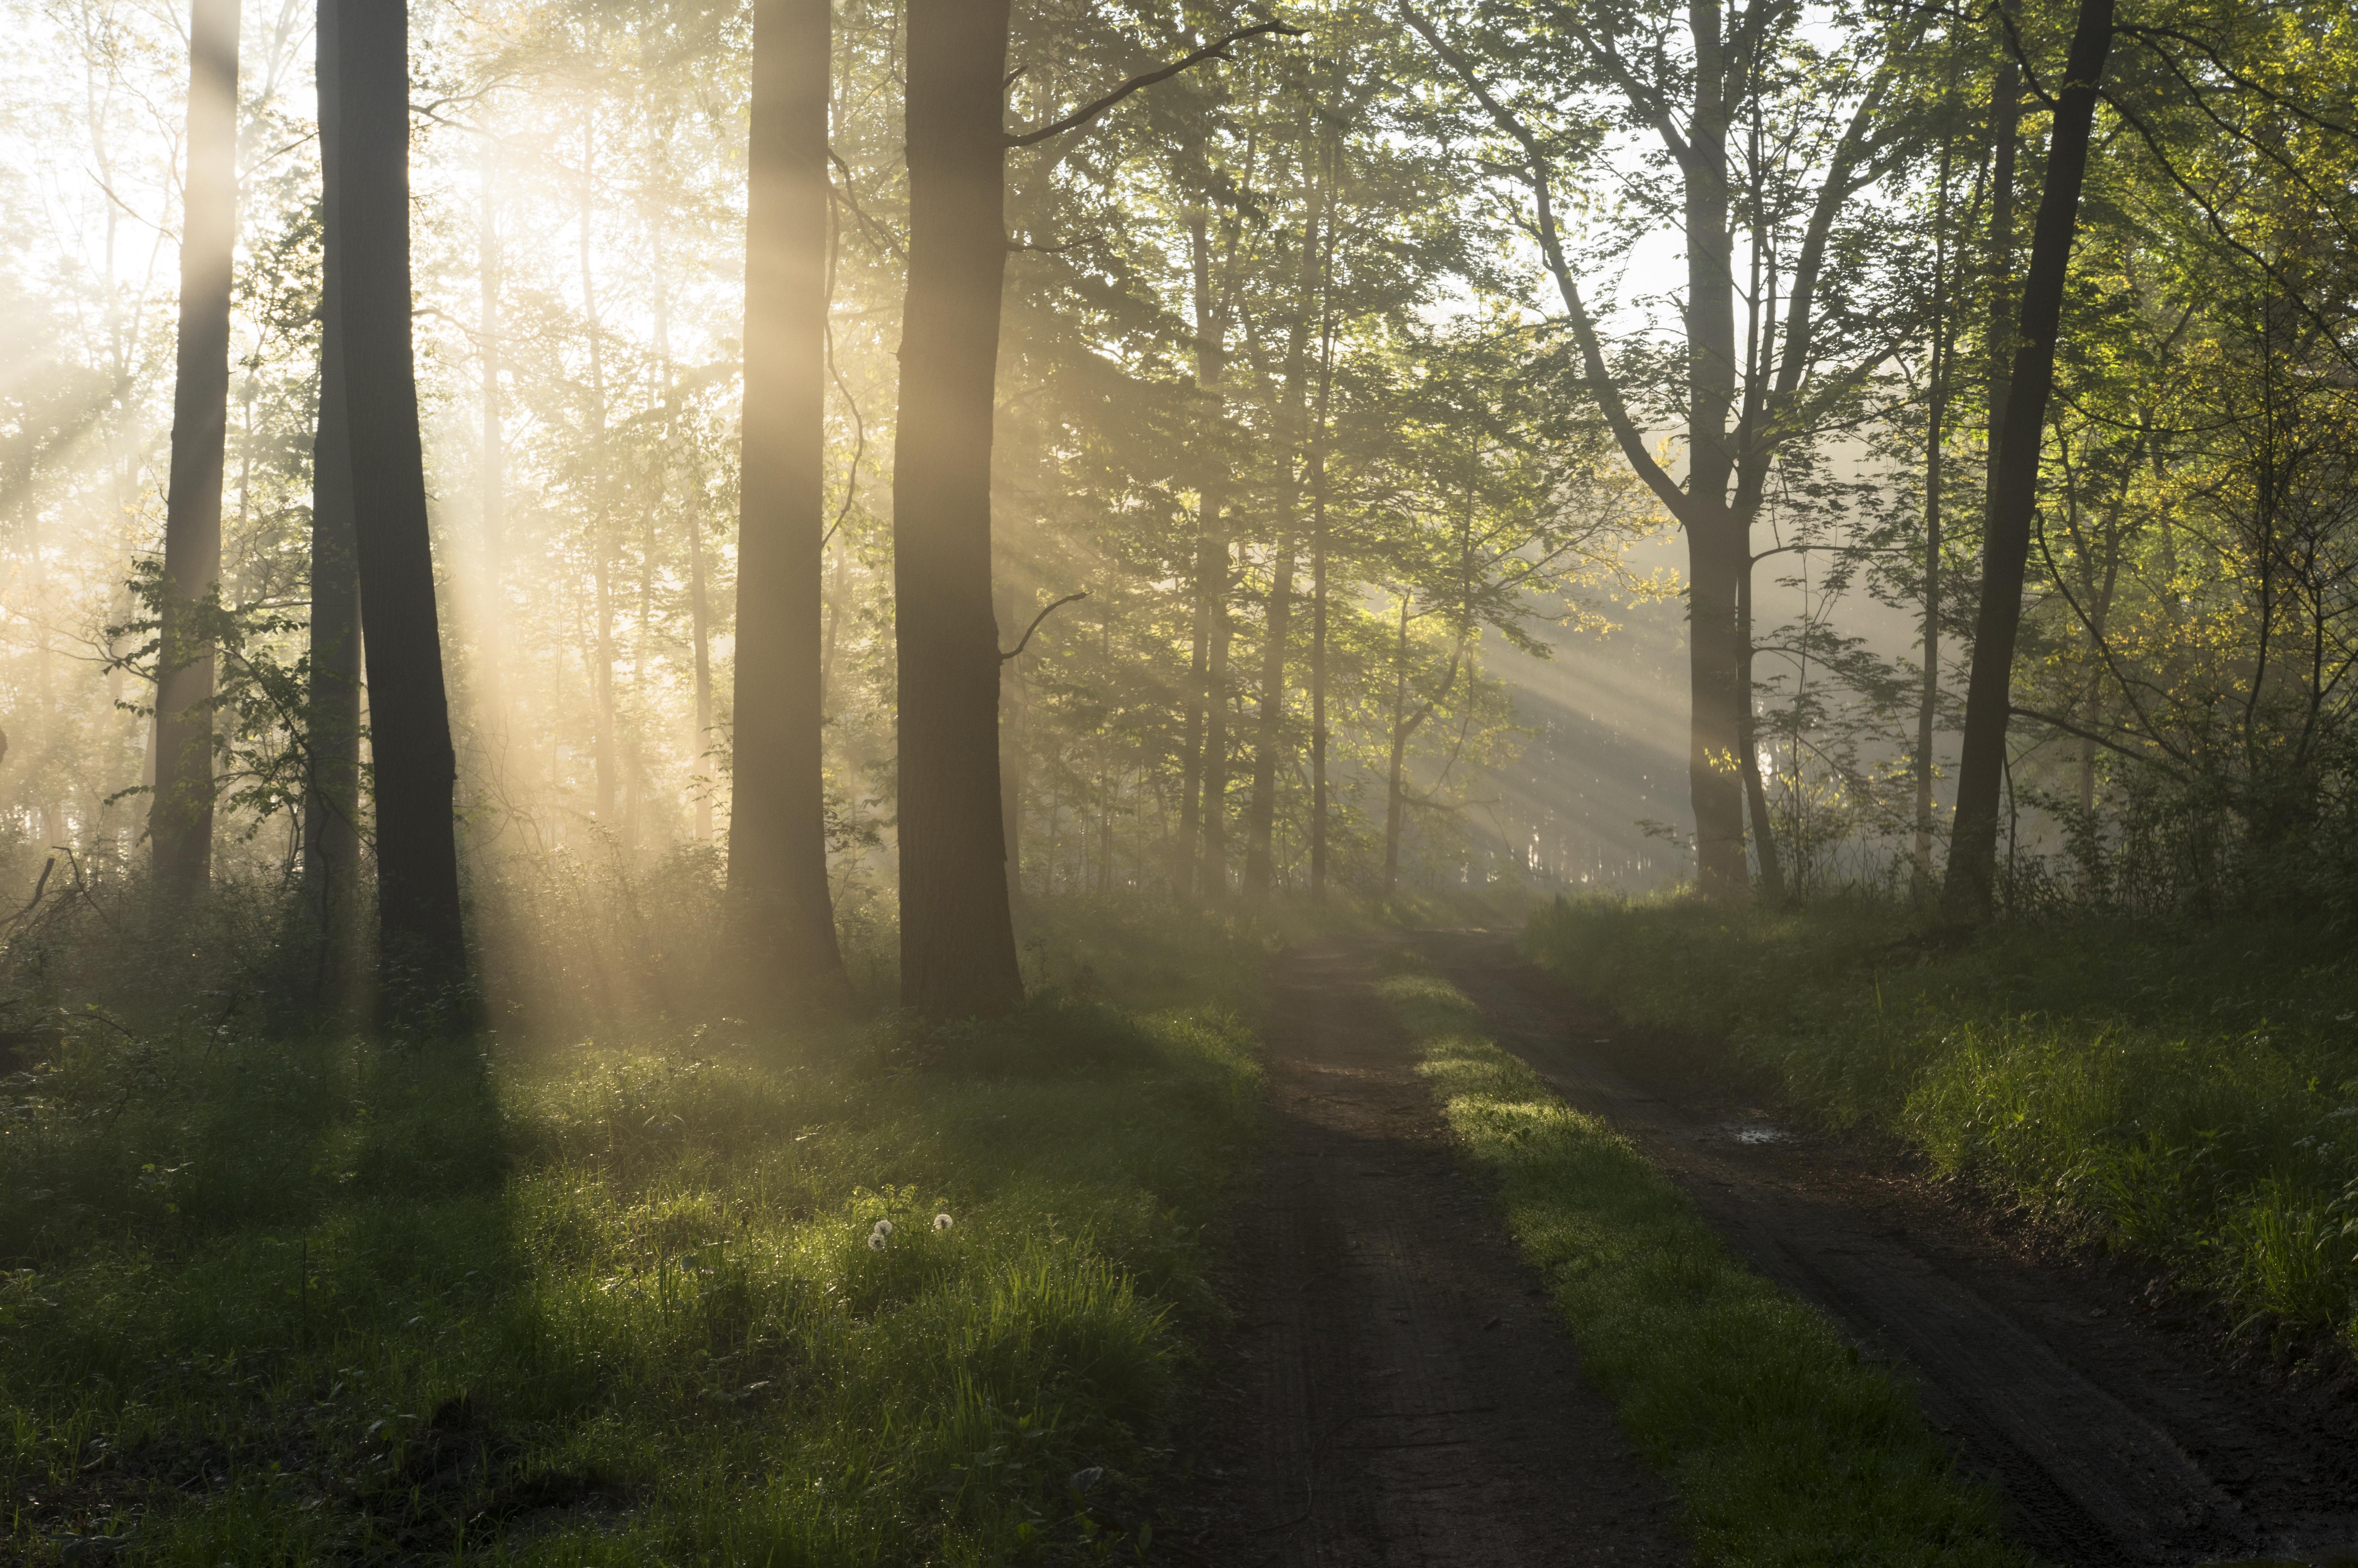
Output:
[
  {"xmin": 1914, "ymin": 136, "xmax": 1957, "ymax": 890},
  {"xmin": 728, "ymin": 0, "xmax": 850, "ymax": 1007},
  {"xmin": 1682, "ymin": 0, "xmax": 1749, "ymax": 901},
  {"xmin": 152, "ymin": 0, "xmax": 240, "ymax": 898},
  {"xmin": 339, "ymin": 0, "xmax": 470, "ymax": 1020},
  {"xmin": 1736, "ymin": 554, "xmax": 1784, "ymax": 899},
  {"xmin": 1307, "ymin": 301, "xmax": 1335, "ymax": 906},
  {"xmin": 302, "ymin": 0, "xmax": 361, "ymax": 1008},
  {"xmin": 1245, "ymin": 129, "xmax": 1326, "ymax": 899},
  {"xmin": 892, "ymin": 0, "xmax": 1022, "ymax": 1016},
  {"xmin": 1199, "ymin": 525, "xmax": 1231, "ymax": 897},
  {"xmin": 1946, "ymin": 0, "xmax": 2115, "ymax": 920}
]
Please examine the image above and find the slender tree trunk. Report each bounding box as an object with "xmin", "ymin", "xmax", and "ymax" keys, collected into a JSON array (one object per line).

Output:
[
  {"xmin": 1682, "ymin": 0, "xmax": 1748, "ymax": 900},
  {"xmin": 340, "ymin": 0, "xmax": 470, "ymax": 1019},
  {"xmin": 729, "ymin": 0, "xmax": 849, "ymax": 1004},
  {"xmin": 579, "ymin": 117, "xmax": 619, "ymax": 834},
  {"xmin": 1307, "ymin": 305, "xmax": 1335, "ymax": 907},
  {"xmin": 1914, "ymin": 138, "xmax": 1956, "ymax": 889},
  {"xmin": 688, "ymin": 490, "xmax": 714, "ymax": 843},
  {"xmin": 1176, "ymin": 212, "xmax": 1232, "ymax": 901},
  {"xmin": 302, "ymin": 0, "xmax": 361, "ymax": 1007},
  {"xmin": 1200, "ymin": 531, "xmax": 1231, "ymax": 897},
  {"xmin": 152, "ymin": 0, "xmax": 240, "ymax": 898},
  {"xmin": 1175, "ymin": 580, "xmax": 1207, "ymax": 899},
  {"xmin": 892, "ymin": 0, "xmax": 1022, "ymax": 1016},
  {"xmin": 1984, "ymin": 47, "xmax": 2022, "ymax": 476},
  {"xmin": 1245, "ymin": 133, "xmax": 1325, "ymax": 899},
  {"xmin": 1736, "ymin": 557, "xmax": 1785, "ymax": 899},
  {"xmin": 1382, "ymin": 596, "xmax": 1412, "ymax": 899},
  {"xmin": 1946, "ymin": 0, "xmax": 2115, "ymax": 920}
]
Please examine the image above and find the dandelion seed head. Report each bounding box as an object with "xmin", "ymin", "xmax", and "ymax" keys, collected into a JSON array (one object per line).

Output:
[
  {"xmin": 934, "ymin": 1213, "xmax": 954, "ymax": 1231},
  {"xmin": 866, "ymin": 1232, "xmax": 887, "ymax": 1251},
  {"xmin": 872, "ymin": 1219, "xmax": 894, "ymax": 1237}
]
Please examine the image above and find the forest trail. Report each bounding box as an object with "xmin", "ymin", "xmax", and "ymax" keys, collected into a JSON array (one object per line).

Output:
[
  {"xmin": 1162, "ymin": 940, "xmax": 1688, "ymax": 1567},
  {"xmin": 1422, "ymin": 928, "xmax": 2358, "ymax": 1568}
]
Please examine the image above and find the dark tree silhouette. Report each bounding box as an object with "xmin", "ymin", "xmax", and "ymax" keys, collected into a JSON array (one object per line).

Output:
[
  {"xmin": 726, "ymin": 0, "xmax": 851, "ymax": 1010},
  {"xmin": 336, "ymin": 0, "xmax": 471, "ymax": 1019},
  {"xmin": 1947, "ymin": 0, "xmax": 2117, "ymax": 918},
  {"xmin": 894, "ymin": 0, "xmax": 1025, "ymax": 1016},
  {"xmin": 151, "ymin": 0, "xmax": 240, "ymax": 897},
  {"xmin": 302, "ymin": 0, "xmax": 362, "ymax": 1006}
]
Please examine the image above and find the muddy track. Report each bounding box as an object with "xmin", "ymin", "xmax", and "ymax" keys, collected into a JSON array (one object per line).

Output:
[
  {"xmin": 1423, "ymin": 929, "xmax": 2358, "ymax": 1568},
  {"xmin": 1160, "ymin": 942, "xmax": 1687, "ymax": 1567}
]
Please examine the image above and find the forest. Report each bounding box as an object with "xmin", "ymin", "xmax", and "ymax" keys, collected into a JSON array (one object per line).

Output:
[{"xmin": 2, "ymin": 0, "xmax": 2356, "ymax": 1559}]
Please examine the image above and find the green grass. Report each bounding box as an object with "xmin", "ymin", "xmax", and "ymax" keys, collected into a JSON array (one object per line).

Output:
[
  {"xmin": 1379, "ymin": 962, "xmax": 2031, "ymax": 1568},
  {"xmin": 1521, "ymin": 895, "xmax": 2358, "ymax": 1355},
  {"xmin": 0, "ymin": 945, "xmax": 1264, "ymax": 1562}
]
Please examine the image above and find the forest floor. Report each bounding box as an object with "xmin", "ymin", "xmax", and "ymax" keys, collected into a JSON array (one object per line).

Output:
[
  {"xmin": 1164, "ymin": 930, "xmax": 2358, "ymax": 1568},
  {"xmin": 1431, "ymin": 927, "xmax": 2358, "ymax": 1568}
]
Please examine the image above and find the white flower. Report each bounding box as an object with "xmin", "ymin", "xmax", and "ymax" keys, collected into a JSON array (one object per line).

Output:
[
  {"xmin": 934, "ymin": 1213, "xmax": 954, "ymax": 1231},
  {"xmin": 867, "ymin": 1232, "xmax": 887, "ymax": 1251},
  {"xmin": 872, "ymin": 1219, "xmax": 894, "ymax": 1237}
]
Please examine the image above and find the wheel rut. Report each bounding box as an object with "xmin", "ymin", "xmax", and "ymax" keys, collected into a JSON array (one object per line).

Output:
[
  {"xmin": 1161, "ymin": 941, "xmax": 1687, "ymax": 1567},
  {"xmin": 1423, "ymin": 928, "xmax": 2358, "ymax": 1568}
]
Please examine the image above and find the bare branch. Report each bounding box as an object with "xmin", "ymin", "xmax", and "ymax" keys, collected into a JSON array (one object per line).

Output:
[
  {"xmin": 1001, "ymin": 592, "xmax": 1091, "ymax": 662},
  {"xmin": 1007, "ymin": 21, "xmax": 1307, "ymax": 149}
]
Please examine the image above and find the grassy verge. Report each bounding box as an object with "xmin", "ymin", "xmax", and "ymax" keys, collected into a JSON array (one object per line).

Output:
[
  {"xmin": 0, "ymin": 932, "xmax": 1263, "ymax": 1563},
  {"xmin": 1521, "ymin": 897, "xmax": 2358, "ymax": 1358},
  {"xmin": 1379, "ymin": 962, "xmax": 2030, "ymax": 1568}
]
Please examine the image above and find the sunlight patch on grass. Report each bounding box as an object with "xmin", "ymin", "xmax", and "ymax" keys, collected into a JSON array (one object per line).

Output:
[
  {"xmin": 1381, "ymin": 968, "xmax": 2031, "ymax": 1568},
  {"xmin": 0, "ymin": 988, "xmax": 1260, "ymax": 1562},
  {"xmin": 1522, "ymin": 896, "xmax": 2358, "ymax": 1354}
]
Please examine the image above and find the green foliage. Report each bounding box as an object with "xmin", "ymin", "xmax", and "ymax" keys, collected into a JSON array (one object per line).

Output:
[
  {"xmin": 0, "ymin": 961, "xmax": 1262, "ymax": 1561},
  {"xmin": 1523, "ymin": 895, "xmax": 2358, "ymax": 1355},
  {"xmin": 1379, "ymin": 963, "xmax": 2026, "ymax": 1568}
]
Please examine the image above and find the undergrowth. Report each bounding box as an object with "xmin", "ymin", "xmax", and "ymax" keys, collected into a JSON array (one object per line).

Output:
[
  {"xmin": 1521, "ymin": 895, "xmax": 2358, "ymax": 1359},
  {"xmin": 1379, "ymin": 962, "xmax": 2030, "ymax": 1568},
  {"xmin": 0, "ymin": 920, "xmax": 1265, "ymax": 1563}
]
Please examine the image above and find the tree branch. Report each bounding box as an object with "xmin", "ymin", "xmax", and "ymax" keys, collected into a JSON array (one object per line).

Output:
[
  {"xmin": 1001, "ymin": 593, "xmax": 1090, "ymax": 662},
  {"xmin": 1006, "ymin": 21, "xmax": 1306, "ymax": 148},
  {"xmin": 1399, "ymin": 1, "xmax": 1697, "ymax": 529}
]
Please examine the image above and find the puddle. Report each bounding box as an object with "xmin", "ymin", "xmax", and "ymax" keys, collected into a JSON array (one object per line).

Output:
[{"xmin": 1718, "ymin": 1122, "xmax": 1790, "ymax": 1145}]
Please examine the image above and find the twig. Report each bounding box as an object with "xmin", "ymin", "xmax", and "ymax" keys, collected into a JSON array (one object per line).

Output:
[
  {"xmin": 1006, "ymin": 21, "xmax": 1306, "ymax": 148},
  {"xmin": 1001, "ymin": 593, "xmax": 1090, "ymax": 663}
]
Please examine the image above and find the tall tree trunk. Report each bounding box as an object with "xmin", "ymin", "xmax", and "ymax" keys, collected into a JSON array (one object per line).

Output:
[
  {"xmin": 302, "ymin": 0, "xmax": 361, "ymax": 1008},
  {"xmin": 340, "ymin": 0, "xmax": 470, "ymax": 1020},
  {"xmin": 1946, "ymin": 0, "xmax": 2115, "ymax": 920},
  {"xmin": 152, "ymin": 0, "xmax": 240, "ymax": 898},
  {"xmin": 579, "ymin": 117, "xmax": 619, "ymax": 834},
  {"xmin": 1984, "ymin": 46, "xmax": 2022, "ymax": 476},
  {"xmin": 1243, "ymin": 540, "xmax": 1294, "ymax": 896},
  {"xmin": 1914, "ymin": 136, "xmax": 1957, "ymax": 890},
  {"xmin": 1245, "ymin": 132, "xmax": 1325, "ymax": 899},
  {"xmin": 1678, "ymin": 0, "xmax": 1750, "ymax": 901},
  {"xmin": 688, "ymin": 489, "xmax": 714, "ymax": 843},
  {"xmin": 892, "ymin": 0, "xmax": 1022, "ymax": 1016},
  {"xmin": 1307, "ymin": 302, "xmax": 1336, "ymax": 906},
  {"xmin": 729, "ymin": 0, "xmax": 849, "ymax": 1004},
  {"xmin": 1382, "ymin": 596, "xmax": 1413, "ymax": 899},
  {"xmin": 1200, "ymin": 528, "xmax": 1231, "ymax": 897}
]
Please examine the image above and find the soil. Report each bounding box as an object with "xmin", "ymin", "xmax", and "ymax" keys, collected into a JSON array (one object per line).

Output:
[
  {"xmin": 1419, "ymin": 928, "xmax": 2358, "ymax": 1568},
  {"xmin": 1158, "ymin": 939, "xmax": 1689, "ymax": 1566}
]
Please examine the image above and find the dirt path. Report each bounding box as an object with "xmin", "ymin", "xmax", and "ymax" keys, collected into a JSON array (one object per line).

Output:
[
  {"xmin": 1161, "ymin": 941, "xmax": 1687, "ymax": 1567},
  {"xmin": 1423, "ymin": 929, "xmax": 2358, "ymax": 1568}
]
